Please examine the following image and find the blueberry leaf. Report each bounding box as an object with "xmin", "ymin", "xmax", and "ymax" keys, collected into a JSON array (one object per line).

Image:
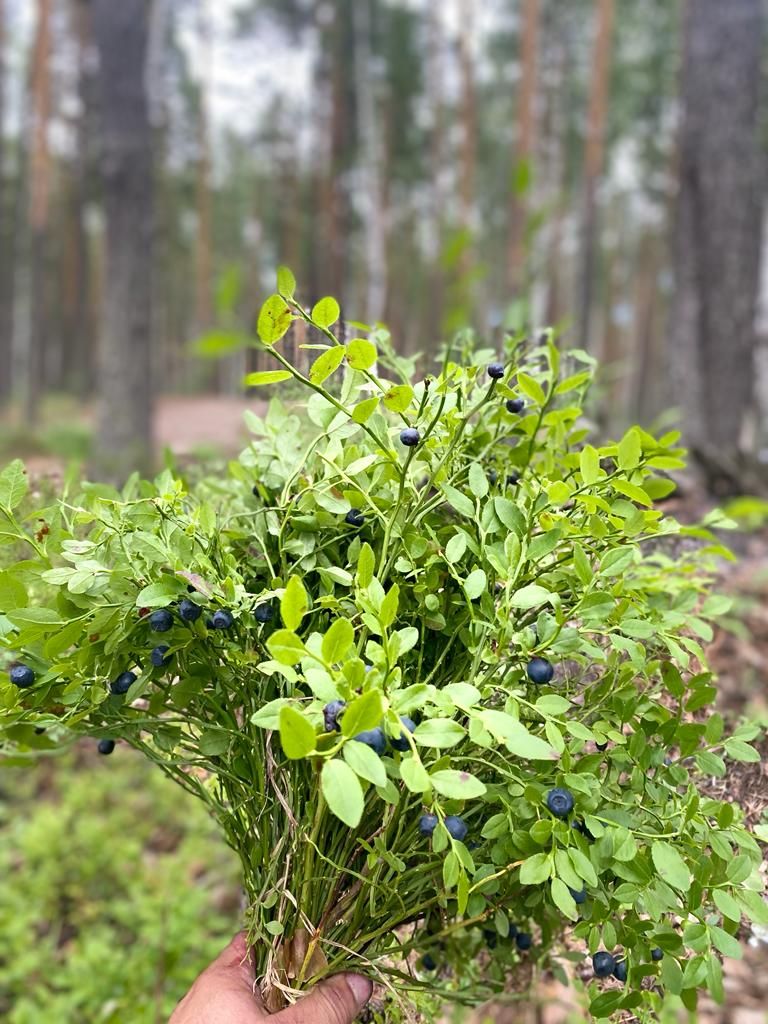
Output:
[{"xmin": 321, "ymin": 760, "xmax": 364, "ymax": 827}]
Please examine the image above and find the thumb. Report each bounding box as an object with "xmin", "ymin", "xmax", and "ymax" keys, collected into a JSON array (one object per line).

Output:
[{"xmin": 275, "ymin": 974, "xmax": 372, "ymax": 1024}]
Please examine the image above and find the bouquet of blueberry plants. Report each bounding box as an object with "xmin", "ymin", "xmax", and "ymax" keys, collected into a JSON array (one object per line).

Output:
[{"xmin": 1, "ymin": 267, "xmax": 766, "ymax": 1020}]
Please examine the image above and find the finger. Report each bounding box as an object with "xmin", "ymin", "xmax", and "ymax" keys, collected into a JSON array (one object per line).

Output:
[
  {"xmin": 275, "ymin": 974, "xmax": 372, "ymax": 1024},
  {"xmin": 207, "ymin": 932, "xmax": 259, "ymax": 989}
]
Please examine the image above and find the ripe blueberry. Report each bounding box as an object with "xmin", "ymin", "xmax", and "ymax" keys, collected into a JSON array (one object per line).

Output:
[
  {"xmin": 255, "ymin": 603, "xmax": 274, "ymax": 624},
  {"xmin": 573, "ymin": 819, "xmax": 594, "ymax": 841},
  {"xmin": 515, "ymin": 932, "xmax": 532, "ymax": 951},
  {"xmin": 9, "ymin": 664, "xmax": 35, "ymax": 688},
  {"xmin": 252, "ymin": 485, "xmax": 259, "ymax": 496},
  {"xmin": 508, "ymin": 923, "xmax": 519, "ymax": 939},
  {"xmin": 179, "ymin": 598, "xmax": 202, "ymax": 623},
  {"xmin": 345, "ymin": 508, "xmax": 365, "ymax": 528},
  {"xmin": 353, "ymin": 727, "xmax": 386, "ymax": 757},
  {"xmin": 420, "ymin": 954, "xmax": 436, "ymax": 971},
  {"xmin": 419, "ymin": 813, "xmax": 438, "ymax": 837},
  {"xmin": 487, "ymin": 363, "xmax": 505, "ymax": 380},
  {"xmin": 210, "ymin": 609, "xmax": 234, "ymax": 630},
  {"xmin": 444, "ymin": 815, "xmax": 468, "ymax": 842},
  {"xmin": 390, "ymin": 716, "xmax": 416, "ymax": 752},
  {"xmin": 110, "ymin": 670, "xmax": 136, "ymax": 695},
  {"xmin": 506, "ymin": 398, "xmax": 525, "ymax": 414},
  {"xmin": 151, "ymin": 645, "xmax": 172, "ymax": 668},
  {"xmin": 651, "ymin": 947, "xmax": 664, "ymax": 962},
  {"xmin": 592, "ymin": 951, "xmax": 616, "ymax": 978},
  {"xmin": 507, "ymin": 472, "xmax": 521, "ymax": 486},
  {"xmin": 483, "ymin": 928, "xmax": 498, "ymax": 950},
  {"xmin": 98, "ymin": 739, "xmax": 115, "ymax": 756},
  {"xmin": 323, "ymin": 700, "xmax": 346, "ymax": 733},
  {"xmin": 546, "ymin": 787, "xmax": 575, "ymax": 818},
  {"xmin": 149, "ymin": 608, "xmax": 174, "ymax": 632},
  {"xmin": 613, "ymin": 960, "xmax": 627, "ymax": 983},
  {"xmin": 400, "ymin": 427, "xmax": 420, "ymax": 447},
  {"xmin": 569, "ymin": 886, "xmax": 587, "ymax": 905},
  {"xmin": 595, "ymin": 740, "xmax": 608, "ymax": 752},
  {"xmin": 488, "ymin": 469, "xmax": 498, "ymax": 486},
  {"xmin": 526, "ymin": 657, "xmax": 554, "ymax": 684}
]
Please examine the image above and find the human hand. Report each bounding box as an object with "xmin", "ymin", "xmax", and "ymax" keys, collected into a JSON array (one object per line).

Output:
[{"xmin": 170, "ymin": 934, "xmax": 373, "ymax": 1023}]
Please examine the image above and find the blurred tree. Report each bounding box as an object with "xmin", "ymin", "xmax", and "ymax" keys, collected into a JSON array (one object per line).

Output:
[
  {"xmin": 0, "ymin": 0, "xmax": 12, "ymax": 404},
  {"xmin": 194, "ymin": 0, "xmax": 213, "ymax": 336},
  {"xmin": 91, "ymin": 0, "xmax": 154, "ymax": 477},
  {"xmin": 670, "ymin": 0, "xmax": 765, "ymax": 494}
]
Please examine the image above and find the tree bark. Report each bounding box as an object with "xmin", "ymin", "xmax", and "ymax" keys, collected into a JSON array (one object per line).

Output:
[
  {"xmin": 91, "ymin": 0, "xmax": 155, "ymax": 479},
  {"xmin": 0, "ymin": 0, "xmax": 12, "ymax": 403},
  {"xmin": 670, "ymin": 0, "xmax": 765, "ymax": 494},
  {"xmin": 576, "ymin": 0, "xmax": 614, "ymax": 354},
  {"xmin": 507, "ymin": 0, "xmax": 540, "ymax": 296}
]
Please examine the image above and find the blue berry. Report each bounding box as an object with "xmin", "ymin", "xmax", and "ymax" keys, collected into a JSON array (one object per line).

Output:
[
  {"xmin": 178, "ymin": 598, "xmax": 202, "ymax": 623},
  {"xmin": 255, "ymin": 603, "xmax": 274, "ymax": 624},
  {"xmin": 419, "ymin": 813, "xmax": 438, "ymax": 837},
  {"xmin": 569, "ymin": 886, "xmax": 587, "ymax": 905},
  {"xmin": 506, "ymin": 398, "xmax": 525, "ymax": 414},
  {"xmin": 389, "ymin": 716, "xmax": 416, "ymax": 752},
  {"xmin": 487, "ymin": 363, "xmax": 505, "ymax": 380},
  {"xmin": 507, "ymin": 472, "xmax": 521, "ymax": 486},
  {"xmin": 595, "ymin": 740, "xmax": 609, "ymax": 751},
  {"xmin": 483, "ymin": 928, "xmax": 498, "ymax": 949},
  {"xmin": 420, "ymin": 954, "xmax": 436, "ymax": 971},
  {"xmin": 110, "ymin": 671, "xmax": 136, "ymax": 695},
  {"xmin": 353, "ymin": 727, "xmax": 386, "ymax": 756},
  {"xmin": 151, "ymin": 645, "xmax": 172, "ymax": 668},
  {"xmin": 400, "ymin": 428, "xmax": 420, "ymax": 447},
  {"xmin": 149, "ymin": 608, "xmax": 174, "ymax": 632},
  {"xmin": 9, "ymin": 664, "xmax": 35, "ymax": 688},
  {"xmin": 573, "ymin": 819, "xmax": 595, "ymax": 841},
  {"xmin": 651, "ymin": 948, "xmax": 664, "ymax": 962},
  {"xmin": 592, "ymin": 951, "xmax": 616, "ymax": 978},
  {"xmin": 515, "ymin": 932, "xmax": 532, "ymax": 951},
  {"xmin": 526, "ymin": 657, "xmax": 554, "ymax": 684},
  {"xmin": 444, "ymin": 815, "xmax": 468, "ymax": 842},
  {"xmin": 546, "ymin": 787, "xmax": 574, "ymax": 818},
  {"xmin": 345, "ymin": 508, "xmax": 365, "ymax": 528},
  {"xmin": 98, "ymin": 739, "xmax": 115, "ymax": 756},
  {"xmin": 210, "ymin": 609, "xmax": 234, "ymax": 630},
  {"xmin": 613, "ymin": 960, "xmax": 628, "ymax": 983},
  {"xmin": 323, "ymin": 700, "xmax": 346, "ymax": 733}
]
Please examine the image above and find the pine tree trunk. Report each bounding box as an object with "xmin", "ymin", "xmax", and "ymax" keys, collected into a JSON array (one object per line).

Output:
[
  {"xmin": 0, "ymin": 0, "xmax": 12, "ymax": 404},
  {"xmin": 91, "ymin": 0, "xmax": 154, "ymax": 479},
  {"xmin": 576, "ymin": 0, "xmax": 614, "ymax": 354},
  {"xmin": 507, "ymin": 0, "xmax": 540, "ymax": 295},
  {"xmin": 670, "ymin": 0, "xmax": 765, "ymax": 494}
]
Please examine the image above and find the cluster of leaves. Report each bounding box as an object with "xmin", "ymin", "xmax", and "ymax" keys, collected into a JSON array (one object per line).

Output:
[
  {"xmin": 0, "ymin": 748, "xmax": 238, "ymax": 1024},
  {"xmin": 0, "ymin": 268, "xmax": 765, "ymax": 1019}
]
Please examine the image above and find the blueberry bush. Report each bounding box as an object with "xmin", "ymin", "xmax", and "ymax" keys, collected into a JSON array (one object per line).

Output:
[{"xmin": 1, "ymin": 267, "xmax": 766, "ymax": 1019}]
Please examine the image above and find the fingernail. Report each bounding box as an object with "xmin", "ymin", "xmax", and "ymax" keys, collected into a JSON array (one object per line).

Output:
[{"xmin": 344, "ymin": 974, "xmax": 373, "ymax": 1007}]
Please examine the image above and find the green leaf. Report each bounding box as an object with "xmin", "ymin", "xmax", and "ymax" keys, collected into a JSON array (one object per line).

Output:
[
  {"xmin": 322, "ymin": 618, "xmax": 354, "ymax": 664},
  {"xmin": 266, "ymin": 630, "xmax": 306, "ymax": 666},
  {"xmin": 445, "ymin": 533, "xmax": 467, "ymax": 564},
  {"xmin": 379, "ymin": 584, "xmax": 399, "ymax": 629},
  {"xmin": 463, "ymin": 568, "xmax": 487, "ymax": 601},
  {"xmin": 343, "ymin": 738, "xmax": 387, "ymax": 787},
  {"xmin": 383, "ymin": 385, "xmax": 414, "ymax": 413},
  {"xmin": 413, "ymin": 718, "xmax": 466, "ymax": 748},
  {"xmin": 251, "ymin": 698, "xmax": 291, "ymax": 729},
  {"xmin": 342, "ymin": 690, "xmax": 384, "ymax": 737},
  {"xmin": 281, "ymin": 576, "xmax": 308, "ymax": 631},
  {"xmin": 400, "ymin": 757, "xmax": 431, "ymax": 793},
  {"xmin": 651, "ymin": 841, "xmax": 691, "ymax": 892},
  {"xmin": 136, "ymin": 580, "xmax": 183, "ymax": 607},
  {"xmin": 617, "ymin": 427, "xmax": 642, "ymax": 470},
  {"xmin": 352, "ymin": 397, "xmax": 379, "ymax": 423},
  {"xmin": 468, "ymin": 463, "xmax": 489, "ymax": 499},
  {"xmin": 279, "ymin": 706, "xmax": 316, "ymax": 759},
  {"xmin": 0, "ymin": 460, "xmax": 29, "ymax": 510},
  {"xmin": 276, "ymin": 265, "xmax": 296, "ymax": 298},
  {"xmin": 0, "ymin": 571, "xmax": 27, "ymax": 610},
  {"xmin": 579, "ymin": 446, "xmax": 600, "ymax": 485},
  {"xmin": 321, "ymin": 760, "xmax": 364, "ymax": 827},
  {"xmin": 430, "ymin": 769, "xmax": 486, "ymax": 799},
  {"xmin": 712, "ymin": 889, "xmax": 742, "ymax": 922},
  {"xmin": 709, "ymin": 926, "xmax": 742, "ymax": 959},
  {"xmin": 244, "ymin": 370, "xmax": 293, "ymax": 387},
  {"xmin": 494, "ymin": 498, "xmax": 526, "ymax": 536},
  {"xmin": 257, "ymin": 294, "xmax": 293, "ymax": 344},
  {"xmin": 312, "ymin": 296, "xmax": 341, "ymax": 330},
  {"xmin": 520, "ymin": 852, "xmax": 551, "ymax": 885},
  {"xmin": 357, "ymin": 544, "xmax": 375, "ymax": 588},
  {"xmin": 441, "ymin": 485, "xmax": 475, "ymax": 518},
  {"xmin": 509, "ymin": 584, "xmax": 557, "ymax": 610},
  {"xmin": 480, "ymin": 710, "xmax": 558, "ymax": 760},
  {"xmin": 346, "ymin": 338, "xmax": 378, "ymax": 370},
  {"xmin": 199, "ymin": 730, "xmax": 231, "ymax": 757},
  {"xmin": 517, "ymin": 372, "xmax": 546, "ymax": 405},
  {"xmin": 551, "ymin": 878, "xmax": 579, "ymax": 921},
  {"xmin": 309, "ymin": 346, "xmax": 346, "ymax": 384}
]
